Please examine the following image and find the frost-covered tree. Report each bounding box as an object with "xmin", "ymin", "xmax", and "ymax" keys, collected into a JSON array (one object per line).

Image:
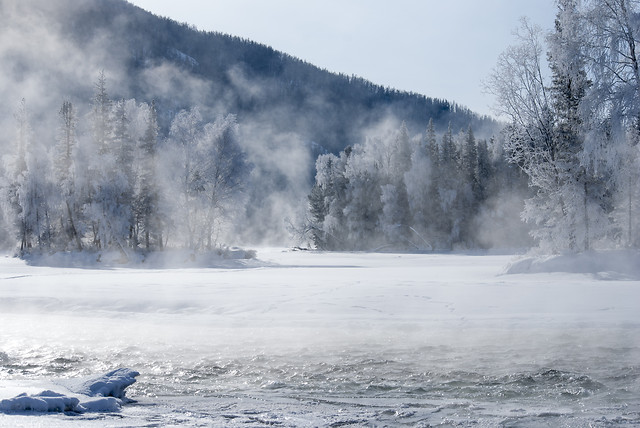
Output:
[
  {"xmin": 165, "ymin": 107, "xmax": 203, "ymax": 248},
  {"xmin": 476, "ymin": 139, "xmax": 491, "ymax": 200},
  {"xmin": 488, "ymin": 0, "xmax": 640, "ymax": 252},
  {"xmin": 9, "ymin": 99, "xmax": 54, "ymax": 252},
  {"xmin": 489, "ymin": 13, "xmax": 592, "ymax": 252},
  {"xmin": 545, "ymin": 0, "xmax": 595, "ymax": 251},
  {"xmin": 308, "ymin": 149, "xmax": 350, "ymax": 249},
  {"xmin": 422, "ymin": 118, "xmax": 445, "ymax": 244},
  {"xmin": 0, "ymin": 69, "xmax": 252, "ymax": 256},
  {"xmin": 196, "ymin": 114, "xmax": 248, "ymax": 249},
  {"xmin": 379, "ymin": 123, "xmax": 412, "ymax": 245},
  {"xmin": 7, "ymin": 99, "xmax": 30, "ymax": 251},
  {"xmin": 582, "ymin": 0, "xmax": 640, "ymax": 247},
  {"xmin": 404, "ymin": 122, "xmax": 436, "ymax": 248},
  {"xmin": 436, "ymin": 124, "xmax": 464, "ymax": 247},
  {"xmin": 82, "ymin": 75, "xmax": 135, "ymax": 254},
  {"xmin": 135, "ymin": 100, "xmax": 162, "ymax": 249},
  {"xmin": 54, "ymin": 100, "xmax": 82, "ymax": 250},
  {"xmin": 165, "ymin": 108, "xmax": 249, "ymax": 249},
  {"xmin": 92, "ymin": 71, "xmax": 112, "ymax": 156},
  {"xmin": 112, "ymin": 98, "xmax": 136, "ymax": 247},
  {"xmin": 457, "ymin": 126, "xmax": 481, "ymax": 245}
]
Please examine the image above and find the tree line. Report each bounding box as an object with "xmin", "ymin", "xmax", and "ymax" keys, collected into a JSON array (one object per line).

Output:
[
  {"xmin": 1, "ymin": 73, "xmax": 249, "ymax": 256},
  {"xmin": 307, "ymin": 120, "xmax": 528, "ymax": 251}
]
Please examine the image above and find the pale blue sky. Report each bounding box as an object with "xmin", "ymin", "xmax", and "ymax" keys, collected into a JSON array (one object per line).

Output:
[{"xmin": 127, "ymin": 1, "xmax": 557, "ymax": 117}]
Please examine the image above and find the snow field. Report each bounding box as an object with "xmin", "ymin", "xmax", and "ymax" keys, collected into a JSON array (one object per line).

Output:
[{"xmin": 0, "ymin": 249, "xmax": 639, "ymax": 426}]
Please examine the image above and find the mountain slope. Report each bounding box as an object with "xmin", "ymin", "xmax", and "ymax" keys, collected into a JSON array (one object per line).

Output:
[{"xmin": 0, "ymin": 0, "xmax": 498, "ymax": 154}]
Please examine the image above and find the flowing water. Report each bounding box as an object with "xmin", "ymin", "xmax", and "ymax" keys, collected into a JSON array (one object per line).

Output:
[{"xmin": 2, "ymin": 324, "xmax": 638, "ymax": 427}]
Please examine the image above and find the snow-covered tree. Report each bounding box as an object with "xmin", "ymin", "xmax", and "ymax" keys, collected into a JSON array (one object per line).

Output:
[
  {"xmin": 9, "ymin": 99, "xmax": 55, "ymax": 252},
  {"xmin": 404, "ymin": 122, "xmax": 435, "ymax": 248},
  {"xmin": 83, "ymin": 74, "xmax": 133, "ymax": 253},
  {"xmin": 165, "ymin": 107, "xmax": 203, "ymax": 248},
  {"xmin": 489, "ymin": 12, "xmax": 596, "ymax": 252},
  {"xmin": 195, "ymin": 114, "xmax": 248, "ymax": 249},
  {"xmin": 135, "ymin": 100, "xmax": 162, "ymax": 249},
  {"xmin": 165, "ymin": 108, "xmax": 249, "ymax": 249},
  {"xmin": 54, "ymin": 100, "xmax": 82, "ymax": 250},
  {"xmin": 582, "ymin": 0, "xmax": 640, "ymax": 247},
  {"xmin": 8, "ymin": 99, "xmax": 31, "ymax": 251},
  {"xmin": 378, "ymin": 123, "xmax": 412, "ymax": 245},
  {"xmin": 343, "ymin": 143, "xmax": 383, "ymax": 249},
  {"xmin": 437, "ymin": 124, "xmax": 464, "ymax": 247},
  {"xmin": 308, "ymin": 149, "xmax": 350, "ymax": 249},
  {"xmin": 545, "ymin": 0, "xmax": 595, "ymax": 251}
]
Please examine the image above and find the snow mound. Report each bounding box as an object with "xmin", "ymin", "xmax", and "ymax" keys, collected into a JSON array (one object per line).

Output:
[
  {"xmin": 0, "ymin": 368, "xmax": 138, "ymax": 414},
  {"xmin": 504, "ymin": 250, "xmax": 640, "ymax": 279},
  {"xmin": 62, "ymin": 368, "xmax": 139, "ymax": 399},
  {"xmin": 0, "ymin": 390, "xmax": 79, "ymax": 412}
]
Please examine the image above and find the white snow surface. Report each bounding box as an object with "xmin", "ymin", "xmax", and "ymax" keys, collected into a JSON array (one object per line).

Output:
[{"xmin": 0, "ymin": 248, "xmax": 639, "ymax": 426}]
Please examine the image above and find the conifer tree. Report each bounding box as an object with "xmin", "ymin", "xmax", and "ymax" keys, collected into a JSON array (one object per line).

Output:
[
  {"xmin": 136, "ymin": 100, "xmax": 162, "ymax": 249},
  {"xmin": 55, "ymin": 100, "xmax": 82, "ymax": 250},
  {"xmin": 10, "ymin": 99, "xmax": 31, "ymax": 252},
  {"xmin": 544, "ymin": 0, "xmax": 594, "ymax": 251}
]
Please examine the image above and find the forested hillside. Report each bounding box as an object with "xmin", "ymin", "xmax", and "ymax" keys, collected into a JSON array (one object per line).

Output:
[{"xmin": 0, "ymin": 0, "xmax": 500, "ymax": 253}]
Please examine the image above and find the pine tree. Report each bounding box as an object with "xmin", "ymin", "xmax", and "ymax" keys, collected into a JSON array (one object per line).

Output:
[
  {"xmin": 475, "ymin": 138, "xmax": 492, "ymax": 204},
  {"xmin": 546, "ymin": 0, "xmax": 594, "ymax": 251},
  {"xmin": 55, "ymin": 100, "xmax": 82, "ymax": 250},
  {"xmin": 309, "ymin": 150, "xmax": 350, "ymax": 249},
  {"xmin": 459, "ymin": 126, "xmax": 480, "ymax": 245},
  {"xmin": 437, "ymin": 124, "xmax": 461, "ymax": 247},
  {"xmin": 136, "ymin": 100, "xmax": 161, "ymax": 249},
  {"xmin": 10, "ymin": 99, "xmax": 31, "ymax": 252},
  {"xmin": 424, "ymin": 118, "xmax": 444, "ymax": 246},
  {"xmin": 380, "ymin": 123, "xmax": 412, "ymax": 245},
  {"xmin": 112, "ymin": 98, "xmax": 136, "ymax": 247},
  {"xmin": 92, "ymin": 71, "xmax": 112, "ymax": 156},
  {"xmin": 85, "ymin": 72, "xmax": 127, "ymax": 252}
]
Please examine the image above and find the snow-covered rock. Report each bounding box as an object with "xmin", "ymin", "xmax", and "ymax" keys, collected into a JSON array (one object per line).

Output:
[
  {"xmin": 0, "ymin": 390, "xmax": 79, "ymax": 412},
  {"xmin": 62, "ymin": 368, "xmax": 139, "ymax": 399},
  {"xmin": 0, "ymin": 368, "xmax": 139, "ymax": 414}
]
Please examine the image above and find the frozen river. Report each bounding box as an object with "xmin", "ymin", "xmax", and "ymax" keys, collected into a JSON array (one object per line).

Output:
[{"xmin": 0, "ymin": 249, "xmax": 639, "ymax": 426}]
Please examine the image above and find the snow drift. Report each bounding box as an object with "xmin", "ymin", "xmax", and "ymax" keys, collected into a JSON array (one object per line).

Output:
[{"xmin": 504, "ymin": 250, "xmax": 640, "ymax": 279}]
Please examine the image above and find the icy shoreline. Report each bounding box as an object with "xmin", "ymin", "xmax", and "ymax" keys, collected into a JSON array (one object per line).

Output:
[{"xmin": 19, "ymin": 246, "xmax": 260, "ymax": 269}]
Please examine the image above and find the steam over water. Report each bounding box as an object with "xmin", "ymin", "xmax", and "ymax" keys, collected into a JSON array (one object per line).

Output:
[{"xmin": 0, "ymin": 250, "xmax": 639, "ymax": 426}]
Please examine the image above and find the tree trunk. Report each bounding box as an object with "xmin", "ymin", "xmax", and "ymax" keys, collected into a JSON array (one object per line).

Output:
[{"xmin": 66, "ymin": 201, "xmax": 82, "ymax": 250}]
